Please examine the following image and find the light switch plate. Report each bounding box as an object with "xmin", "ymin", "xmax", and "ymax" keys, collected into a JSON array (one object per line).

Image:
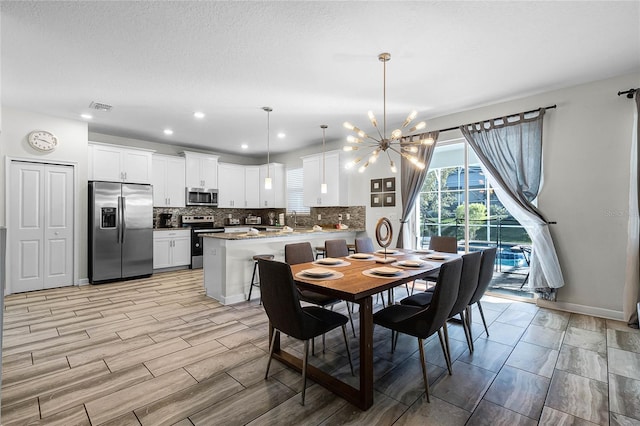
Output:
[
  {"xmin": 346, "ymin": 213, "xmax": 351, "ymax": 220},
  {"xmin": 317, "ymin": 214, "xmax": 321, "ymax": 220}
]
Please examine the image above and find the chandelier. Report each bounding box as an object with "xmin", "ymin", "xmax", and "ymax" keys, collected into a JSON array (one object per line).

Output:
[{"xmin": 343, "ymin": 52, "xmax": 434, "ymax": 173}]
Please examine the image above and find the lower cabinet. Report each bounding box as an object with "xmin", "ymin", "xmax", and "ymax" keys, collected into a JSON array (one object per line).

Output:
[{"xmin": 153, "ymin": 230, "xmax": 191, "ymax": 269}]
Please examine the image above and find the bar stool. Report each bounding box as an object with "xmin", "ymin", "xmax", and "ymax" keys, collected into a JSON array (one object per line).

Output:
[
  {"xmin": 248, "ymin": 254, "xmax": 275, "ymax": 303},
  {"xmin": 315, "ymin": 247, "xmax": 325, "ymax": 259},
  {"xmin": 347, "ymin": 243, "xmax": 356, "ymax": 254}
]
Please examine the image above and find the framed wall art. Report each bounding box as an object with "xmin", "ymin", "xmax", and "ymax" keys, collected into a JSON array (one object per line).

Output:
[
  {"xmin": 371, "ymin": 178, "xmax": 383, "ymax": 192},
  {"xmin": 371, "ymin": 193, "xmax": 382, "ymax": 207},
  {"xmin": 383, "ymin": 177, "xmax": 396, "ymax": 192},
  {"xmin": 383, "ymin": 192, "xmax": 396, "ymax": 207}
]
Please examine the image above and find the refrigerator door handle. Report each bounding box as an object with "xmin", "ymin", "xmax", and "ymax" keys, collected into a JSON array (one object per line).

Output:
[
  {"xmin": 117, "ymin": 196, "xmax": 122, "ymax": 244},
  {"xmin": 121, "ymin": 196, "xmax": 127, "ymax": 244}
]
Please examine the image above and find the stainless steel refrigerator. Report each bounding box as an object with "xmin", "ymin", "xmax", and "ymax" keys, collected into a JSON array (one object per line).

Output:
[{"xmin": 89, "ymin": 181, "xmax": 153, "ymax": 283}]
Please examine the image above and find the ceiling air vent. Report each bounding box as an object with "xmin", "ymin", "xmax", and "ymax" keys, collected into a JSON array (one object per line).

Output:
[{"xmin": 88, "ymin": 101, "xmax": 113, "ymax": 112}]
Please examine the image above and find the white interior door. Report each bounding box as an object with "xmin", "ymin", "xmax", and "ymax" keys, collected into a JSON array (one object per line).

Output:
[{"xmin": 9, "ymin": 161, "xmax": 74, "ymax": 293}]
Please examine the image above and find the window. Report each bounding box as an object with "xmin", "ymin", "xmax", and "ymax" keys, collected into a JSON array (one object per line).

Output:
[{"xmin": 286, "ymin": 167, "xmax": 310, "ymax": 214}]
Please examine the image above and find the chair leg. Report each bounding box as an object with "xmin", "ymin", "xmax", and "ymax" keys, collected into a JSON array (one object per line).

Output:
[
  {"xmin": 265, "ymin": 330, "xmax": 278, "ymax": 379},
  {"xmin": 247, "ymin": 261, "xmax": 258, "ymax": 302},
  {"xmin": 460, "ymin": 312, "xmax": 474, "ymax": 353},
  {"xmin": 418, "ymin": 338, "xmax": 430, "ymax": 403},
  {"xmin": 437, "ymin": 328, "xmax": 452, "ymax": 375},
  {"xmin": 405, "ymin": 282, "xmax": 411, "ymax": 297},
  {"xmin": 322, "ymin": 332, "xmax": 326, "ymax": 354},
  {"xmin": 311, "ymin": 337, "xmax": 315, "ymax": 356},
  {"xmin": 393, "ymin": 329, "xmax": 399, "ymax": 352},
  {"xmin": 302, "ymin": 339, "xmax": 309, "ymax": 406},
  {"xmin": 346, "ymin": 302, "xmax": 356, "ymax": 338},
  {"xmin": 442, "ymin": 323, "xmax": 453, "ymax": 375},
  {"xmin": 342, "ymin": 325, "xmax": 355, "ymax": 376},
  {"xmin": 477, "ymin": 301, "xmax": 489, "ymax": 337}
]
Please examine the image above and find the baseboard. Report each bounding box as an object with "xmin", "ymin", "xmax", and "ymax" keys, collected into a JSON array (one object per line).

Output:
[
  {"xmin": 77, "ymin": 278, "xmax": 90, "ymax": 286},
  {"xmin": 204, "ymin": 291, "xmax": 247, "ymax": 306},
  {"xmin": 537, "ymin": 299, "xmax": 625, "ymax": 321}
]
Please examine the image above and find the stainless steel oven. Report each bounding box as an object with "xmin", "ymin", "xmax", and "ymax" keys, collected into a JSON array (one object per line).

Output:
[{"xmin": 181, "ymin": 215, "xmax": 224, "ymax": 269}]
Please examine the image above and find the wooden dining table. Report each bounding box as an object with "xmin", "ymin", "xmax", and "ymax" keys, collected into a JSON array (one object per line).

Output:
[{"xmin": 269, "ymin": 249, "xmax": 457, "ymax": 411}]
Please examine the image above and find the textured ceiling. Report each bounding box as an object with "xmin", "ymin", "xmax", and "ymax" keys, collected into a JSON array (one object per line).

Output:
[{"xmin": 2, "ymin": 1, "xmax": 639, "ymax": 157}]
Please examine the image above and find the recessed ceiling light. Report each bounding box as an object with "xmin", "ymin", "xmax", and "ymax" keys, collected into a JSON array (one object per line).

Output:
[
  {"xmin": 241, "ymin": 144, "xmax": 248, "ymax": 150},
  {"xmin": 81, "ymin": 113, "xmax": 93, "ymax": 120},
  {"xmin": 163, "ymin": 129, "xmax": 173, "ymax": 135},
  {"xmin": 277, "ymin": 133, "xmax": 286, "ymax": 139},
  {"xmin": 193, "ymin": 111, "xmax": 205, "ymax": 119}
]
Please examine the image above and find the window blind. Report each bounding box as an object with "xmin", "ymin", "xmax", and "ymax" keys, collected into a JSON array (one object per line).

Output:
[{"xmin": 286, "ymin": 167, "xmax": 310, "ymax": 214}]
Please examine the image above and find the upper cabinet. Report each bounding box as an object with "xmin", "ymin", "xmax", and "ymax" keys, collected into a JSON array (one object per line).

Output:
[
  {"xmin": 152, "ymin": 154, "xmax": 186, "ymax": 207},
  {"xmin": 88, "ymin": 143, "xmax": 154, "ymax": 184},
  {"xmin": 302, "ymin": 151, "xmax": 349, "ymax": 207},
  {"xmin": 244, "ymin": 166, "xmax": 261, "ymax": 209},
  {"xmin": 217, "ymin": 163, "xmax": 246, "ymax": 208},
  {"xmin": 182, "ymin": 151, "xmax": 219, "ymax": 189},
  {"xmin": 259, "ymin": 163, "xmax": 286, "ymax": 208}
]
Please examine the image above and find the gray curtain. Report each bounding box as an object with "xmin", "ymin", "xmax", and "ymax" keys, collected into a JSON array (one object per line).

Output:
[
  {"xmin": 396, "ymin": 132, "xmax": 439, "ymax": 248},
  {"xmin": 628, "ymin": 90, "xmax": 640, "ymax": 329},
  {"xmin": 461, "ymin": 109, "xmax": 564, "ymax": 299}
]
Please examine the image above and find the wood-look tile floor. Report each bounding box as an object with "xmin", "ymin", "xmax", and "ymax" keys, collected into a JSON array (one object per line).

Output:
[{"xmin": 2, "ymin": 269, "xmax": 640, "ymax": 425}]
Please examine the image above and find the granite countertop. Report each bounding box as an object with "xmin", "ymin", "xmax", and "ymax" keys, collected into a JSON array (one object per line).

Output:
[
  {"xmin": 153, "ymin": 227, "xmax": 192, "ymax": 231},
  {"xmin": 202, "ymin": 227, "xmax": 364, "ymax": 240}
]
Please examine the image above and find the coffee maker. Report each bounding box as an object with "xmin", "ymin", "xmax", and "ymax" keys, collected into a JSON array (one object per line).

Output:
[{"xmin": 158, "ymin": 213, "xmax": 173, "ymax": 228}]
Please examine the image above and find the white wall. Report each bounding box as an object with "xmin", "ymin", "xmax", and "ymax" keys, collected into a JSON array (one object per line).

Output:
[
  {"xmin": 0, "ymin": 107, "xmax": 89, "ymax": 283},
  {"xmin": 276, "ymin": 72, "xmax": 639, "ymax": 319}
]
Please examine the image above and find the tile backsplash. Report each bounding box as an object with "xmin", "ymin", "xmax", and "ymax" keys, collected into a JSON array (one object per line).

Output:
[{"xmin": 153, "ymin": 206, "xmax": 365, "ymax": 229}]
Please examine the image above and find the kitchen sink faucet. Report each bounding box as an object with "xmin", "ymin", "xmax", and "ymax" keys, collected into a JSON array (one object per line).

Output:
[{"xmin": 290, "ymin": 210, "xmax": 297, "ymax": 228}]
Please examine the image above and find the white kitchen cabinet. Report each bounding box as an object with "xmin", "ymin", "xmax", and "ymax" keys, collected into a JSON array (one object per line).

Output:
[
  {"xmin": 302, "ymin": 150, "xmax": 348, "ymax": 206},
  {"xmin": 218, "ymin": 163, "xmax": 246, "ymax": 208},
  {"xmin": 88, "ymin": 142, "xmax": 154, "ymax": 184},
  {"xmin": 259, "ymin": 163, "xmax": 286, "ymax": 208},
  {"xmin": 153, "ymin": 229, "xmax": 191, "ymax": 269},
  {"xmin": 152, "ymin": 154, "xmax": 186, "ymax": 207},
  {"xmin": 244, "ymin": 166, "xmax": 261, "ymax": 208},
  {"xmin": 182, "ymin": 151, "xmax": 219, "ymax": 189}
]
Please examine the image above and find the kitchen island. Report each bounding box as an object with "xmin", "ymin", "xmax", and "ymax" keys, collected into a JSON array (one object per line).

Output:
[{"xmin": 202, "ymin": 228, "xmax": 364, "ymax": 304}]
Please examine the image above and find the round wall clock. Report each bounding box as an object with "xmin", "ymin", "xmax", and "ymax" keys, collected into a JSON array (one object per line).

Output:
[{"xmin": 28, "ymin": 130, "xmax": 59, "ymax": 152}]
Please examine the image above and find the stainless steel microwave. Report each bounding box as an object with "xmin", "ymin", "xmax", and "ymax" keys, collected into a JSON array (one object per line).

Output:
[{"xmin": 186, "ymin": 187, "xmax": 218, "ymax": 207}]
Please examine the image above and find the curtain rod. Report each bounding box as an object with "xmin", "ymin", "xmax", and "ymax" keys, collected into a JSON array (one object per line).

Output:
[
  {"xmin": 431, "ymin": 104, "xmax": 557, "ymax": 134},
  {"xmin": 618, "ymin": 88, "xmax": 637, "ymax": 99}
]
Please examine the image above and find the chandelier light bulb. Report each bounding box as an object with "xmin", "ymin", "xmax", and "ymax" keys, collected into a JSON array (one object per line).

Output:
[
  {"xmin": 343, "ymin": 122, "xmax": 355, "ymax": 131},
  {"xmin": 391, "ymin": 129, "xmax": 402, "ymax": 140},
  {"xmin": 346, "ymin": 135, "xmax": 362, "ymax": 143},
  {"xmin": 390, "ymin": 160, "xmax": 397, "ymax": 173},
  {"xmin": 343, "ymin": 146, "xmax": 358, "ymax": 151},
  {"xmin": 369, "ymin": 150, "xmax": 379, "ymax": 163},
  {"xmin": 409, "ymin": 121, "xmax": 427, "ymax": 133},
  {"xmin": 402, "ymin": 110, "xmax": 418, "ymax": 128},
  {"xmin": 368, "ymin": 111, "xmax": 378, "ymax": 127},
  {"xmin": 264, "ymin": 176, "xmax": 272, "ymax": 190},
  {"xmin": 423, "ymin": 135, "xmax": 435, "ymax": 145},
  {"xmin": 358, "ymin": 161, "xmax": 370, "ymax": 173}
]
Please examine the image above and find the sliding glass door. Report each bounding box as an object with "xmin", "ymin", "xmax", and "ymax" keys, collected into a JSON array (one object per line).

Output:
[{"xmin": 415, "ymin": 139, "xmax": 532, "ymax": 296}]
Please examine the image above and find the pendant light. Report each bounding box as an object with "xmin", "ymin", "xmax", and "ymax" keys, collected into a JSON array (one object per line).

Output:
[
  {"xmin": 320, "ymin": 124, "xmax": 328, "ymax": 194},
  {"xmin": 263, "ymin": 107, "xmax": 273, "ymax": 190}
]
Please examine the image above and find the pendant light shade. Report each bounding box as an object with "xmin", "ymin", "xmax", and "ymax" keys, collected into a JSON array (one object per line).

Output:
[
  {"xmin": 320, "ymin": 124, "xmax": 328, "ymax": 194},
  {"xmin": 263, "ymin": 107, "xmax": 273, "ymax": 190}
]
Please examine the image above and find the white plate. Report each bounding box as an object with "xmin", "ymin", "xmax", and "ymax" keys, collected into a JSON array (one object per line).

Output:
[
  {"xmin": 398, "ymin": 260, "xmax": 426, "ymax": 267},
  {"xmin": 426, "ymin": 254, "xmax": 447, "ymax": 260},
  {"xmin": 350, "ymin": 253, "xmax": 373, "ymax": 259},
  {"xmin": 316, "ymin": 257, "xmax": 342, "ymax": 265},
  {"xmin": 302, "ymin": 268, "xmax": 334, "ymax": 278},
  {"xmin": 413, "ymin": 249, "xmax": 433, "ymax": 254},
  {"xmin": 371, "ymin": 266, "xmax": 402, "ymax": 276}
]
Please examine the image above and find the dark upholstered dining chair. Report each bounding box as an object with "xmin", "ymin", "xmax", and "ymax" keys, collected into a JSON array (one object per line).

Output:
[
  {"xmin": 372, "ymin": 258, "xmax": 462, "ymax": 402},
  {"xmin": 325, "ymin": 239, "xmax": 349, "ymax": 258},
  {"xmin": 355, "ymin": 237, "xmax": 375, "ymax": 253},
  {"xmin": 467, "ymin": 247, "xmax": 497, "ymax": 338},
  {"xmin": 401, "ymin": 251, "xmax": 482, "ymax": 370},
  {"xmin": 285, "ymin": 242, "xmax": 355, "ymax": 338},
  {"xmin": 259, "ymin": 258, "xmax": 354, "ymax": 406},
  {"xmin": 428, "ymin": 236, "xmax": 458, "ymax": 253}
]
